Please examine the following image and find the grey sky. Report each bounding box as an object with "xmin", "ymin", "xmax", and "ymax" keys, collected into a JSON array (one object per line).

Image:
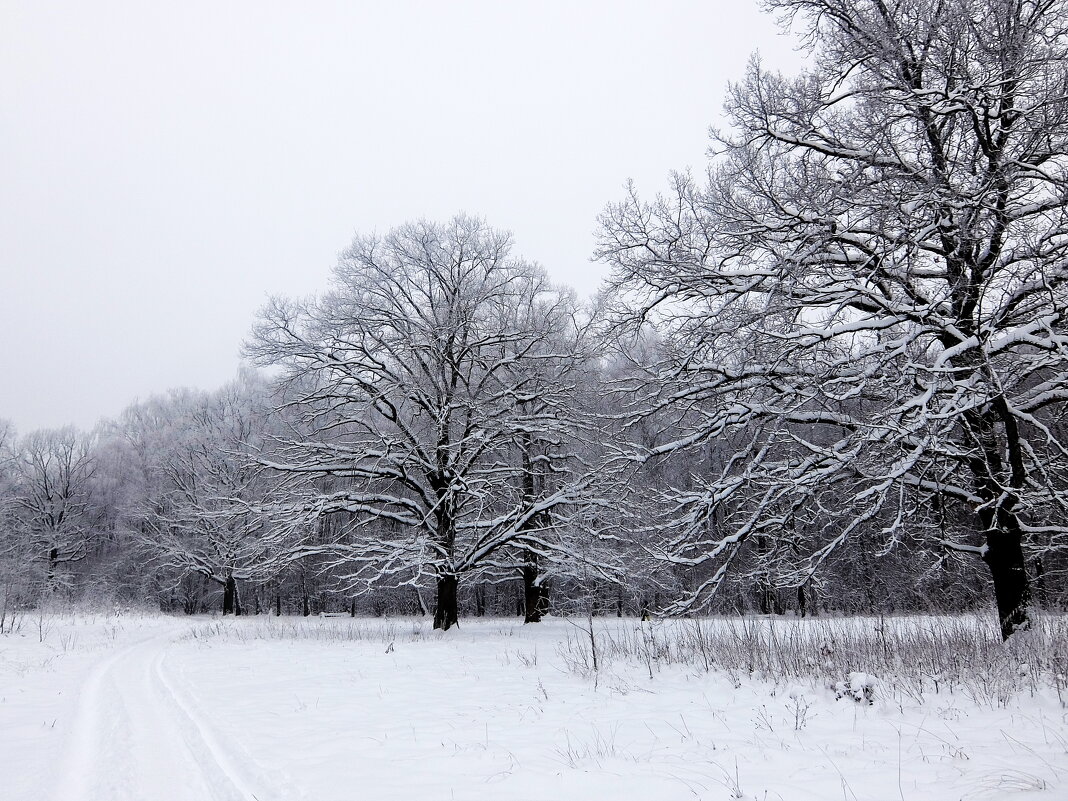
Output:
[{"xmin": 1, "ymin": 1, "xmax": 801, "ymax": 434}]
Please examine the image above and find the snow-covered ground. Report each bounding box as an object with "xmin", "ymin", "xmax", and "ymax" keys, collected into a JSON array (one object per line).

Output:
[{"xmin": 2, "ymin": 612, "xmax": 1065, "ymax": 800}]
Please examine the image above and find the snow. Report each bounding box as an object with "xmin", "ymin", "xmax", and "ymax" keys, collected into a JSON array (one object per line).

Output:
[
  {"xmin": 834, "ymin": 671, "xmax": 878, "ymax": 703},
  {"xmin": 1, "ymin": 613, "xmax": 1065, "ymax": 800}
]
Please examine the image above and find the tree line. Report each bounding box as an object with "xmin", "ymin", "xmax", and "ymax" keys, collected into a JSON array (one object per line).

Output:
[{"xmin": 3, "ymin": 0, "xmax": 1067, "ymax": 638}]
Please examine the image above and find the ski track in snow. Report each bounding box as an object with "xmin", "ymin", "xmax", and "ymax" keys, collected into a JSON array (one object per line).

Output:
[
  {"xmin": 50, "ymin": 629, "xmax": 286, "ymax": 801},
  {"xmin": 22, "ymin": 615, "xmax": 1065, "ymax": 801}
]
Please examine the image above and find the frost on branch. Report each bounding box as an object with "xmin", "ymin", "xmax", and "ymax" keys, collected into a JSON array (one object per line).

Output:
[{"xmin": 598, "ymin": 0, "xmax": 1068, "ymax": 639}]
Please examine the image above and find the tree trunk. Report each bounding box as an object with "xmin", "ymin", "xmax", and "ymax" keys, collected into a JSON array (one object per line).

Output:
[
  {"xmin": 983, "ymin": 523, "xmax": 1031, "ymax": 640},
  {"xmin": 1034, "ymin": 556, "xmax": 1046, "ymax": 607},
  {"xmin": 47, "ymin": 546, "xmax": 59, "ymax": 586},
  {"xmin": 223, "ymin": 575, "xmax": 239, "ymax": 616},
  {"xmin": 525, "ymin": 568, "xmax": 551, "ymax": 623},
  {"xmin": 755, "ymin": 535, "xmax": 784, "ymax": 614},
  {"xmin": 433, "ymin": 574, "xmax": 458, "ymax": 631},
  {"xmin": 430, "ymin": 479, "xmax": 458, "ymax": 629},
  {"xmin": 758, "ymin": 582, "xmax": 771, "ymax": 615},
  {"xmin": 522, "ymin": 560, "xmax": 549, "ymax": 623},
  {"xmin": 415, "ymin": 587, "xmax": 430, "ymax": 617},
  {"xmin": 858, "ymin": 533, "xmax": 879, "ymax": 614},
  {"xmin": 517, "ymin": 432, "xmax": 551, "ymax": 625},
  {"xmin": 475, "ymin": 584, "xmax": 486, "ymax": 617},
  {"xmin": 966, "ymin": 408, "xmax": 1032, "ymax": 640}
]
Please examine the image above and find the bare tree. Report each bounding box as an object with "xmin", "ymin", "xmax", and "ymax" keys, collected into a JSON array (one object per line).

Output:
[
  {"xmin": 490, "ymin": 276, "xmax": 598, "ymax": 622},
  {"xmin": 120, "ymin": 374, "xmax": 289, "ymax": 614},
  {"xmin": 599, "ymin": 0, "xmax": 1068, "ymax": 638},
  {"xmin": 250, "ymin": 216, "xmax": 588, "ymax": 629},
  {"xmin": 0, "ymin": 420, "xmax": 29, "ymax": 617},
  {"xmin": 11, "ymin": 427, "xmax": 98, "ymax": 590}
]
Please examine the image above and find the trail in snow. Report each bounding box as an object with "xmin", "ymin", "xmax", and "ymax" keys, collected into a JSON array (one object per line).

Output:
[
  {"xmin": 19, "ymin": 614, "xmax": 1065, "ymax": 801},
  {"xmin": 49, "ymin": 630, "xmax": 273, "ymax": 801}
]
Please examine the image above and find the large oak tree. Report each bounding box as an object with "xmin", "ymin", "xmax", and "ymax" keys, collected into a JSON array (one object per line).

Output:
[
  {"xmin": 250, "ymin": 216, "xmax": 585, "ymax": 629},
  {"xmin": 599, "ymin": 0, "xmax": 1068, "ymax": 638}
]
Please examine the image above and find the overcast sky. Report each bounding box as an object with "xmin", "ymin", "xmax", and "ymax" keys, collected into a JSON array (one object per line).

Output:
[{"xmin": 1, "ymin": 1, "xmax": 802, "ymax": 434}]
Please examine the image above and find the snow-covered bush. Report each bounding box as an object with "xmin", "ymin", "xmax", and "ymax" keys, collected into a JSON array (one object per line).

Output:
[{"xmin": 832, "ymin": 672, "xmax": 877, "ymax": 704}]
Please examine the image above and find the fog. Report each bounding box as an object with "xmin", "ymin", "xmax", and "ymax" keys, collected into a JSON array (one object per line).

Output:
[{"xmin": 1, "ymin": 1, "xmax": 801, "ymax": 432}]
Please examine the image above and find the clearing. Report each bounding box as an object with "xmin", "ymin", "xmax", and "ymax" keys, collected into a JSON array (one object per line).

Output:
[{"xmin": 1, "ymin": 612, "xmax": 1065, "ymax": 800}]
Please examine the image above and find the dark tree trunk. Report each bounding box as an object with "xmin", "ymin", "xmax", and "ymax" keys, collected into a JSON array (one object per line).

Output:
[
  {"xmin": 983, "ymin": 522, "xmax": 1031, "ymax": 640},
  {"xmin": 525, "ymin": 568, "xmax": 551, "ymax": 623},
  {"xmin": 516, "ymin": 431, "xmax": 552, "ymax": 625},
  {"xmin": 350, "ymin": 596, "xmax": 357, "ymax": 618},
  {"xmin": 301, "ymin": 574, "xmax": 311, "ymax": 617},
  {"xmin": 433, "ymin": 574, "xmax": 458, "ymax": 631},
  {"xmin": 475, "ymin": 584, "xmax": 486, "ymax": 617},
  {"xmin": 755, "ymin": 535, "xmax": 785, "ymax": 614},
  {"xmin": 965, "ymin": 406, "xmax": 1032, "ymax": 640},
  {"xmin": 858, "ymin": 534, "xmax": 879, "ymax": 614},
  {"xmin": 522, "ymin": 560, "xmax": 550, "ymax": 623},
  {"xmin": 772, "ymin": 593, "xmax": 785, "ymax": 616},
  {"xmin": 47, "ymin": 546, "xmax": 59, "ymax": 585},
  {"xmin": 797, "ymin": 583, "xmax": 808, "ymax": 618},
  {"xmin": 429, "ymin": 474, "xmax": 458, "ymax": 629},
  {"xmin": 222, "ymin": 575, "xmax": 241, "ymax": 616},
  {"xmin": 757, "ymin": 581, "xmax": 784, "ymax": 615}
]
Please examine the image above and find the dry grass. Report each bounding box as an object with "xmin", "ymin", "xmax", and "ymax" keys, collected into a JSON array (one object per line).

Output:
[{"xmin": 559, "ymin": 613, "xmax": 1068, "ymax": 707}]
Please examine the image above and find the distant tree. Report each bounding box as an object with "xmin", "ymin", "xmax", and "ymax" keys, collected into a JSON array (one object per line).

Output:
[
  {"xmin": 249, "ymin": 216, "xmax": 588, "ymax": 629},
  {"xmin": 119, "ymin": 374, "xmax": 289, "ymax": 614},
  {"xmin": 0, "ymin": 420, "xmax": 30, "ymax": 616},
  {"xmin": 599, "ymin": 0, "xmax": 1068, "ymax": 638},
  {"xmin": 485, "ymin": 275, "xmax": 597, "ymax": 623},
  {"xmin": 10, "ymin": 427, "xmax": 98, "ymax": 590}
]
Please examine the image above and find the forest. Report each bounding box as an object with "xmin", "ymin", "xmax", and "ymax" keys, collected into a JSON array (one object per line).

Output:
[{"xmin": 2, "ymin": 0, "xmax": 1067, "ymax": 643}]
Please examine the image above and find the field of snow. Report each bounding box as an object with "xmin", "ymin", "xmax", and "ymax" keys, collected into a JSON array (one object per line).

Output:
[{"xmin": 1, "ymin": 611, "xmax": 1066, "ymax": 800}]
